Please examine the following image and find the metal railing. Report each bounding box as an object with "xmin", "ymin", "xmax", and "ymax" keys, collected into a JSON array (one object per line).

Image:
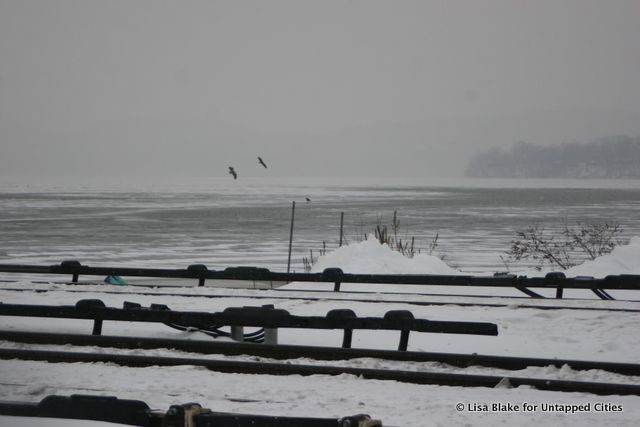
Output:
[
  {"xmin": 0, "ymin": 394, "xmax": 381, "ymax": 427},
  {"xmin": 0, "ymin": 299, "xmax": 498, "ymax": 351}
]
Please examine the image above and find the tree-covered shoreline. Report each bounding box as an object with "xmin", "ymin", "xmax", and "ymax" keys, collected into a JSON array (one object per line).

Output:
[{"xmin": 465, "ymin": 136, "xmax": 640, "ymax": 179}]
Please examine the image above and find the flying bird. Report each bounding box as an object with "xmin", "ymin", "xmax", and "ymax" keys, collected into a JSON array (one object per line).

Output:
[
  {"xmin": 305, "ymin": 197, "xmax": 311, "ymax": 202},
  {"xmin": 228, "ymin": 166, "xmax": 237, "ymax": 180},
  {"xmin": 258, "ymin": 156, "xmax": 267, "ymax": 168}
]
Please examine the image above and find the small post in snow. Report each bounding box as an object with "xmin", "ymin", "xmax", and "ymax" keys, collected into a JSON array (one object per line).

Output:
[
  {"xmin": 286, "ymin": 201, "xmax": 296, "ymax": 273},
  {"xmin": 339, "ymin": 211, "xmax": 344, "ymax": 247}
]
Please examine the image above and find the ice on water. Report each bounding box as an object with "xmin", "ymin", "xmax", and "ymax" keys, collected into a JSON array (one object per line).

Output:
[{"xmin": 1, "ymin": 176, "xmax": 639, "ymax": 273}]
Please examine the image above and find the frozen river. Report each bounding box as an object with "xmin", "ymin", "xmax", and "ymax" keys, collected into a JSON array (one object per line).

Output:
[{"xmin": 1, "ymin": 177, "xmax": 639, "ymax": 273}]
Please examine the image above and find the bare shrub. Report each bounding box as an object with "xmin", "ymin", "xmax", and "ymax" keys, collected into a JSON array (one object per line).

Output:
[
  {"xmin": 372, "ymin": 211, "xmax": 418, "ymax": 258},
  {"xmin": 565, "ymin": 221, "xmax": 624, "ymax": 260},
  {"xmin": 302, "ymin": 241, "xmax": 327, "ymax": 272},
  {"xmin": 507, "ymin": 221, "xmax": 627, "ymax": 270},
  {"xmin": 370, "ymin": 211, "xmax": 442, "ymax": 259},
  {"xmin": 303, "ymin": 211, "xmax": 444, "ymax": 271}
]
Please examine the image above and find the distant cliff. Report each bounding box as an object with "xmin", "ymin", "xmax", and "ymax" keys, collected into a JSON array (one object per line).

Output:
[{"xmin": 465, "ymin": 136, "xmax": 640, "ymax": 179}]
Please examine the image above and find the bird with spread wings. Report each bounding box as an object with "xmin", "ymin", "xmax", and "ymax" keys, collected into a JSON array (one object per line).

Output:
[{"xmin": 228, "ymin": 166, "xmax": 237, "ymax": 180}]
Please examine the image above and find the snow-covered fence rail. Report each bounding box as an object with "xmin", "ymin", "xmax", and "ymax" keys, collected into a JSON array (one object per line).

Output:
[
  {"xmin": 0, "ymin": 261, "xmax": 639, "ymax": 300},
  {"xmin": 0, "ymin": 299, "xmax": 499, "ymax": 351}
]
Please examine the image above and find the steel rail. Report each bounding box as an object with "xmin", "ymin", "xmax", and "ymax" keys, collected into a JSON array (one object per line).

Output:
[
  {"xmin": 4, "ymin": 280, "xmax": 625, "ymax": 302},
  {"xmin": 2, "ymin": 284, "xmax": 637, "ymax": 312},
  {"xmin": 1, "ymin": 330, "xmax": 639, "ymax": 376},
  {"xmin": 0, "ymin": 283, "xmax": 640, "ymax": 313},
  {"xmin": 1, "ymin": 348, "xmax": 638, "ymax": 396}
]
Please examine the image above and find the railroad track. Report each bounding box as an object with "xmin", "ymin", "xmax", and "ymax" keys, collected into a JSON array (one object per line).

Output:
[
  {"xmin": 2, "ymin": 330, "xmax": 639, "ymax": 375},
  {"xmin": 2, "ymin": 283, "xmax": 638, "ymax": 313},
  {"xmin": 2, "ymin": 265, "xmax": 639, "ymax": 401},
  {"xmin": 1, "ymin": 346, "xmax": 638, "ymax": 396}
]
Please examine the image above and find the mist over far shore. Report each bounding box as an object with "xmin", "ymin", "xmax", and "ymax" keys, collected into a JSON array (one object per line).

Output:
[{"xmin": 466, "ymin": 135, "xmax": 640, "ymax": 179}]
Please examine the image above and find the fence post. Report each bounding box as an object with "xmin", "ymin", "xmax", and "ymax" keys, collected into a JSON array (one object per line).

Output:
[
  {"xmin": 339, "ymin": 211, "xmax": 344, "ymax": 247},
  {"xmin": 286, "ymin": 201, "xmax": 296, "ymax": 273},
  {"xmin": 342, "ymin": 329, "xmax": 353, "ymax": 348},
  {"xmin": 231, "ymin": 326, "xmax": 244, "ymax": 342},
  {"xmin": 398, "ymin": 330, "xmax": 410, "ymax": 351},
  {"xmin": 264, "ymin": 328, "xmax": 278, "ymax": 345}
]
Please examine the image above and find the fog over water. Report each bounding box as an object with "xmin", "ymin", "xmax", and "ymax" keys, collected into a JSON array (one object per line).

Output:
[{"xmin": 1, "ymin": 1, "xmax": 640, "ymax": 179}]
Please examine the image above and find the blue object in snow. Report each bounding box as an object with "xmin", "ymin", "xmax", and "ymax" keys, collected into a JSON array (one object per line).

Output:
[{"xmin": 104, "ymin": 275, "xmax": 128, "ymax": 285}]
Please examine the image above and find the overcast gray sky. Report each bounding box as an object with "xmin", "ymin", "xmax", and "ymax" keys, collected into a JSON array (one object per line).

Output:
[{"xmin": 1, "ymin": 0, "xmax": 639, "ymax": 179}]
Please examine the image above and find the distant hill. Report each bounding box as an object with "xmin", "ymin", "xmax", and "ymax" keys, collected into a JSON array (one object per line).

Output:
[{"xmin": 465, "ymin": 136, "xmax": 640, "ymax": 179}]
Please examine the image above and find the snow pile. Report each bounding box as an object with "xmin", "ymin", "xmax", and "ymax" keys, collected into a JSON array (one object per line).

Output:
[
  {"xmin": 311, "ymin": 235, "xmax": 640, "ymax": 278},
  {"xmin": 565, "ymin": 236, "xmax": 640, "ymax": 277},
  {"xmin": 311, "ymin": 236, "xmax": 460, "ymax": 275}
]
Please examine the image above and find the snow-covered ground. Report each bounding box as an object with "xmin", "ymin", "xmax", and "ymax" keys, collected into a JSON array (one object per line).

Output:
[{"xmin": 1, "ymin": 238, "xmax": 639, "ymax": 426}]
